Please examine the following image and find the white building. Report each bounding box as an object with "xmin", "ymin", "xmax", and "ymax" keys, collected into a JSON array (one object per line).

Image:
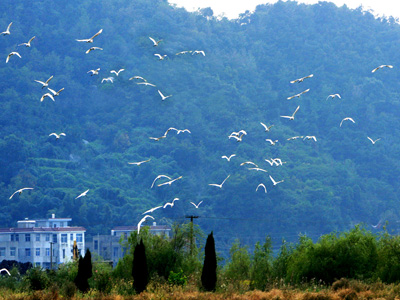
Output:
[{"xmin": 0, "ymin": 214, "xmax": 85, "ymax": 269}]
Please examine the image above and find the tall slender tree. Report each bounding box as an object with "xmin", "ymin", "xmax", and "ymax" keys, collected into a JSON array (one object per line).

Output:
[
  {"xmin": 74, "ymin": 249, "xmax": 93, "ymax": 293},
  {"xmin": 201, "ymin": 231, "xmax": 217, "ymax": 291},
  {"xmin": 132, "ymin": 239, "xmax": 149, "ymax": 294}
]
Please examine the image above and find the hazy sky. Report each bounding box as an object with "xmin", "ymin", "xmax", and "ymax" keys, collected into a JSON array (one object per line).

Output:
[{"xmin": 168, "ymin": 0, "xmax": 400, "ymax": 19}]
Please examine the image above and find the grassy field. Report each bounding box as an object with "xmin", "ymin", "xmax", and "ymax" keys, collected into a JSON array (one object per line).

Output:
[{"xmin": 2, "ymin": 278, "xmax": 400, "ymax": 300}]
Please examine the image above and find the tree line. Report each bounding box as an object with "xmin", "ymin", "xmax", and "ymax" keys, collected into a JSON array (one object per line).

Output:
[{"xmin": 2, "ymin": 224, "xmax": 400, "ymax": 297}]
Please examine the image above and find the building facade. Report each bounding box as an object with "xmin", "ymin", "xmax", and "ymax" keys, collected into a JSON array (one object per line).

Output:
[{"xmin": 0, "ymin": 214, "xmax": 85, "ymax": 269}]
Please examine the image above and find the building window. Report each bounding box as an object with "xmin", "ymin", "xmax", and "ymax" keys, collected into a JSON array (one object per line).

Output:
[
  {"xmin": 25, "ymin": 248, "xmax": 31, "ymax": 257},
  {"xmin": 94, "ymin": 240, "xmax": 98, "ymax": 250},
  {"xmin": 52, "ymin": 234, "xmax": 57, "ymax": 243},
  {"xmin": 46, "ymin": 248, "xmax": 50, "ymax": 256},
  {"xmin": 45, "ymin": 234, "xmax": 50, "ymax": 242},
  {"xmin": 76, "ymin": 234, "xmax": 82, "ymax": 243},
  {"xmin": 25, "ymin": 234, "xmax": 30, "ymax": 242},
  {"xmin": 10, "ymin": 234, "xmax": 14, "ymax": 242},
  {"xmin": 0, "ymin": 247, "xmax": 5, "ymax": 256},
  {"xmin": 113, "ymin": 247, "xmax": 119, "ymax": 257},
  {"xmin": 35, "ymin": 262, "xmax": 41, "ymax": 268},
  {"xmin": 35, "ymin": 234, "xmax": 40, "ymax": 242},
  {"xmin": 10, "ymin": 247, "xmax": 16, "ymax": 256},
  {"xmin": 61, "ymin": 234, "xmax": 67, "ymax": 243},
  {"xmin": 53, "ymin": 224, "xmax": 57, "ymax": 228},
  {"xmin": 36, "ymin": 248, "xmax": 40, "ymax": 256},
  {"xmin": 62, "ymin": 249, "xmax": 65, "ymax": 259},
  {"xmin": 70, "ymin": 233, "xmax": 74, "ymax": 241},
  {"xmin": 15, "ymin": 234, "xmax": 19, "ymax": 241}
]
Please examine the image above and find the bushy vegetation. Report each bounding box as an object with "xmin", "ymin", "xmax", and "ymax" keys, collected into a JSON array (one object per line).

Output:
[{"xmin": 2, "ymin": 225, "xmax": 400, "ymax": 298}]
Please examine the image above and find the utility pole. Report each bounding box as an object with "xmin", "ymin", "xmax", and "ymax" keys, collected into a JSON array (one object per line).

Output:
[
  {"xmin": 50, "ymin": 242, "xmax": 54, "ymax": 270},
  {"xmin": 185, "ymin": 215, "xmax": 198, "ymax": 255}
]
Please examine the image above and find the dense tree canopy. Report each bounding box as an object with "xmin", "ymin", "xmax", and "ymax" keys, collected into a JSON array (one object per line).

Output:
[{"xmin": 1, "ymin": 0, "xmax": 400, "ymax": 254}]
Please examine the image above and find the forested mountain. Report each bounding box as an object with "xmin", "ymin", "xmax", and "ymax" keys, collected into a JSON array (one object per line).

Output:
[{"xmin": 1, "ymin": 0, "xmax": 400, "ymax": 254}]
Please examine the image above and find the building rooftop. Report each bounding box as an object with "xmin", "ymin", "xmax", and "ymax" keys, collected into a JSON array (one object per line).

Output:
[{"xmin": 0, "ymin": 227, "xmax": 86, "ymax": 233}]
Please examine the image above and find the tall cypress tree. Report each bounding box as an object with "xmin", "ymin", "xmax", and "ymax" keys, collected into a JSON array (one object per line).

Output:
[
  {"xmin": 201, "ymin": 231, "xmax": 217, "ymax": 291},
  {"xmin": 132, "ymin": 239, "xmax": 149, "ymax": 294},
  {"xmin": 74, "ymin": 249, "xmax": 93, "ymax": 293}
]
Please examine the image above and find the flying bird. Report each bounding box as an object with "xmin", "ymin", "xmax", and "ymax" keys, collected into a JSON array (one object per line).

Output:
[
  {"xmin": 177, "ymin": 129, "xmax": 191, "ymax": 134},
  {"xmin": 86, "ymin": 47, "xmax": 103, "ymax": 54},
  {"xmin": 151, "ymin": 175, "xmax": 172, "ymax": 188},
  {"xmin": 49, "ymin": 132, "xmax": 66, "ymax": 139},
  {"xmin": 228, "ymin": 133, "xmax": 245, "ymax": 142},
  {"xmin": 0, "ymin": 268, "xmax": 11, "ymax": 276},
  {"xmin": 265, "ymin": 159, "xmax": 278, "ymax": 166},
  {"xmin": 265, "ymin": 139, "xmax": 278, "ymax": 146},
  {"xmin": 137, "ymin": 215, "xmax": 154, "ymax": 234},
  {"xmin": 271, "ymin": 158, "xmax": 286, "ymax": 165},
  {"xmin": 290, "ymin": 74, "xmax": 313, "ymax": 83},
  {"xmin": 287, "ymin": 136, "xmax": 304, "ymax": 141},
  {"xmin": 47, "ymin": 87, "xmax": 64, "ymax": 97},
  {"xmin": 34, "ymin": 75, "xmax": 53, "ymax": 89},
  {"xmin": 256, "ymin": 183, "xmax": 267, "ymax": 193},
  {"xmin": 149, "ymin": 36, "xmax": 162, "ymax": 46},
  {"xmin": 6, "ymin": 52, "xmax": 21, "ymax": 63},
  {"xmin": 75, "ymin": 189, "xmax": 89, "ymax": 199},
  {"xmin": 280, "ymin": 105, "xmax": 300, "ymax": 120},
  {"xmin": 192, "ymin": 50, "xmax": 205, "ymax": 56},
  {"xmin": 248, "ymin": 167, "xmax": 268, "ymax": 173},
  {"xmin": 110, "ymin": 69, "xmax": 125, "ymax": 76},
  {"xmin": 40, "ymin": 93, "xmax": 55, "ymax": 102},
  {"xmin": 1, "ymin": 22, "xmax": 12, "ymax": 35},
  {"xmin": 158, "ymin": 90, "xmax": 172, "ymax": 100},
  {"xmin": 222, "ymin": 154, "xmax": 236, "ymax": 161},
  {"xmin": 149, "ymin": 135, "xmax": 166, "ymax": 141},
  {"xmin": 190, "ymin": 201, "xmax": 203, "ymax": 208},
  {"xmin": 340, "ymin": 117, "xmax": 355, "ymax": 127},
  {"xmin": 230, "ymin": 130, "xmax": 247, "ymax": 137},
  {"xmin": 18, "ymin": 36, "xmax": 35, "ymax": 47},
  {"xmin": 137, "ymin": 82, "xmax": 156, "ymax": 87},
  {"xmin": 9, "ymin": 187, "xmax": 33, "ymax": 199},
  {"xmin": 176, "ymin": 50, "xmax": 192, "ymax": 55},
  {"xmin": 129, "ymin": 75, "xmax": 147, "ymax": 81},
  {"xmin": 88, "ymin": 68, "xmax": 100, "ymax": 76},
  {"xmin": 287, "ymin": 89, "xmax": 310, "ymax": 100},
  {"xmin": 326, "ymin": 93, "xmax": 341, "ymax": 100},
  {"xmin": 269, "ymin": 175, "xmax": 284, "ymax": 186},
  {"xmin": 260, "ymin": 122, "xmax": 274, "ymax": 132},
  {"xmin": 371, "ymin": 65, "xmax": 393, "ymax": 73},
  {"xmin": 76, "ymin": 29, "xmax": 103, "ymax": 43},
  {"xmin": 367, "ymin": 137, "xmax": 381, "ymax": 144},
  {"xmin": 101, "ymin": 77, "xmax": 114, "ymax": 83},
  {"xmin": 163, "ymin": 198, "xmax": 180, "ymax": 208},
  {"xmin": 128, "ymin": 159, "xmax": 151, "ymax": 166},
  {"xmin": 240, "ymin": 161, "xmax": 259, "ymax": 168},
  {"xmin": 154, "ymin": 53, "xmax": 167, "ymax": 60},
  {"xmin": 303, "ymin": 136, "xmax": 317, "ymax": 142},
  {"xmin": 157, "ymin": 176, "xmax": 183, "ymax": 187},
  {"xmin": 142, "ymin": 205, "xmax": 162, "ymax": 215},
  {"xmin": 208, "ymin": 174, "xmax": 230, "ymax": 189}
]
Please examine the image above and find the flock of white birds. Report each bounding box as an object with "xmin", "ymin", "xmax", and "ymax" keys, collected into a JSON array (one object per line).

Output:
[{"xmin": 2, "ymin": 18, "xmax": 390, "ymax": 239}]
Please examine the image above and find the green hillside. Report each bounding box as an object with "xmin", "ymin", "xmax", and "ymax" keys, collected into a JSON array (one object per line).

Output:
[{"xmin": 1, "ymin": 0, "xmax": 400, "ymax": 252}]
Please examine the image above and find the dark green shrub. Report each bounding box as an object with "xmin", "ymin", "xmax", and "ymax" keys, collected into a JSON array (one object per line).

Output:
[{"xmin": 25, "ymin": 267, "xmax": 49, "ymax": 291}]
